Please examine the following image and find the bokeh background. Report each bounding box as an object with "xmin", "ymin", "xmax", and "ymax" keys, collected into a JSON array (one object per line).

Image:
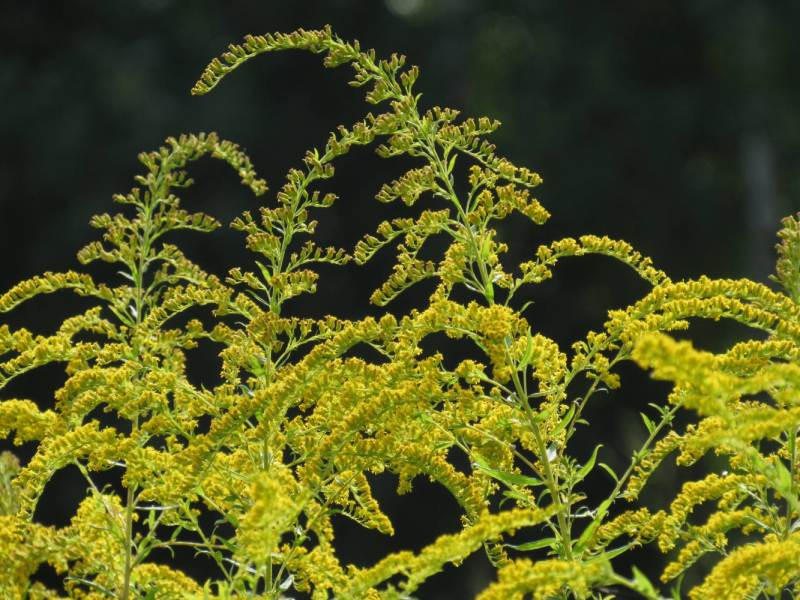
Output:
[{"xmin": 2, "ymin": 1, "xmax": 800, "ymax": 597}]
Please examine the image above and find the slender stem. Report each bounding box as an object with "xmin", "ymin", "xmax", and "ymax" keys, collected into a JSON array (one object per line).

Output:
[
  {"xmin": 508, "ymin": 362, "xmax": 573, "ymax": 561},
  {"xmin": 786, "ymin": 426, "xmax": 798, "ymax": 538},
  {"xmin": 427, "ymin": 136, "xmax": 494, "ymax": 302},
  {"xmin": 121, "ymin": 482, "xmax": 136, "ymax": 600},
  {"xmin": 597, "ymin": 402, "xmax": 681, "ymax": 522},
  {"xmin": 270, "ymin": 471, "xmax": 360, "ymax": 594},
  {"xmin": 121, "ymin": 175, "xmax": 155, "ymax": 598}
]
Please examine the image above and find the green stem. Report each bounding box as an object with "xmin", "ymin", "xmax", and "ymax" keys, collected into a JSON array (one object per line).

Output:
[
  {"xmin": 430, "ymin": 143, "xmax": 494, "ymax": 303},
  {"xmin": 786, "ymin": 426, "xmax": 798, "ymax": 538},
  {"xmin": 121, "ymin": 483, "xmax": 136, "ymax": 600},
  {"xmin": 508, "ymin": 362, "xmax": 573, "ymax": 561}
]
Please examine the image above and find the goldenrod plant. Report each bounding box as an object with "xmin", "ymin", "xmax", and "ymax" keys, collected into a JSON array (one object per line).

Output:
[{"xmin": 1, "ymin": 26, "xmax": 799, "ymax": 599}]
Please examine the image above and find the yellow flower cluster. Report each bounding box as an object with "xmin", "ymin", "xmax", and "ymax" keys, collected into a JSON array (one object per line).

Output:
[
  {"xmin": 6, "ymin": 24, "xmax": 800, "ymax": 600},
  {"xmin": 689, "ymin": 534, "xmax": 800, "ymax": 599},
  {"xmin": 476, "ymin": 558, "xmax": 609, "ymax": 600}
]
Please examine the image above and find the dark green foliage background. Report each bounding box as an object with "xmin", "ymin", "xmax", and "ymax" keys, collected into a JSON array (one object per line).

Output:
[{"xmin": 1, "ymin": 1, "xmax": 800, "ymax": 597}]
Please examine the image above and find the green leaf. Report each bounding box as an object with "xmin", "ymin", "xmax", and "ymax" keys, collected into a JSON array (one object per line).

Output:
[
  {"xmin": 572, "ymin": 521, "xmax": 599, "ymax": 555},
  {"xmin": 505, "ymin": 537, "xmax": 557, "ymax": 552},
  {"xmin": 279, "ymin": 574, "xmax": 295, "ymax": 591},
  {"xmin": 640, "ymin": 412, "xmax": 655, "ymax": 434},
  {"xmin": 774, "ymin": 459, "xmax": 793, "ymax": 496},
  {"xmin": 519, "ymin": 300, "xmax": 535, "ymax": 314},
  {"xmin": 480, "ymin": 237, "xmax": 492, "ymax": 261},
  {"xmin": 446, "ymin": 153, "xmax": 457, "ymax": 175},
  {"xmin": 631, "ymin": 566, "xmax": 658, "ymax": 596},
  {"xmin": 530, "ymin": 403, "xmax": 557, "ymax": 425},
  {"xmin": 170, "ymin": 525, "xmax": 184, "ymax": 541},
  {"xmin": 596, "ymin": 498, "xmax": 613, "ymax": 516},
  {"xmin": 502, "ymin": 489, "xmax": 530, "ymax": 503},
  {"xmin": 108, "ymin": 304, "xmax": 135, "ymax": 327},
  {"xmin": 473, "ymin": 458, "xmax": 544, "ymax": 487},
  {"xmin": 219, "ymin": 536, "xmax": 239, "ymax": 554},
  {"xmin": 670, "ymin": 574, "xmax": 684, "ymax": 600},
  {"xmin": 584, "ymin": 543, "xmax": 633, "ymax": 564},
  {"xmin": 572, "ymin": 498, "xmax": 612, "ymax": 555},
  {"xmin": 134, "ymin": 541, "xmax": 154, "ymax": 566},
  {"xmin": 549, "ymin": 404, "xmax": 575, "ymax": 437},
  {"xmin": 597, "ymin": 462, "xmax": 620, "ymax": 483},
  {"xmin": 143, "ymin": 587, "xmax": 159, "ymax": 600},
  {"xmin": 255, "ymin": 260, "xmax": 274, "ymax": 281},
  {"xmin": 649, "ymin": 402, "xmax": 670, "ymax": 417},
  {"xmin": 575, "ymin": 445, "xmax": 602, "ymax": 481},
  {"xmin": 224, "ymin": 512, "xmax": 240, "ymax": 528},
  {"xmin": 182, "ymin": 520, "xmax": 198, "ymax": 532},
  {"xmin": 62, "ymin": 578, "xmax": 115, "ymax": 596},
  {"xmin": 546, "ymin": 441, "xmax": 558, "ymax": 462},
  {"xmin": 517, "ymin": 327, "xmax": 534, "ymax": 371},
  {"xmin": 484, "ymin": 279, "xmax": 494, "ymax": 303},
  {"xmin": 417, "ymin": 412, "xmax": 434, "ymax": 423}
]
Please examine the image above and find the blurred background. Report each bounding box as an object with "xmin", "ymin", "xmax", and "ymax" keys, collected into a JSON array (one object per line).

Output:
[{"xmin": 1, "ymin": 0, "xmax": 800, "ymax": 597}]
